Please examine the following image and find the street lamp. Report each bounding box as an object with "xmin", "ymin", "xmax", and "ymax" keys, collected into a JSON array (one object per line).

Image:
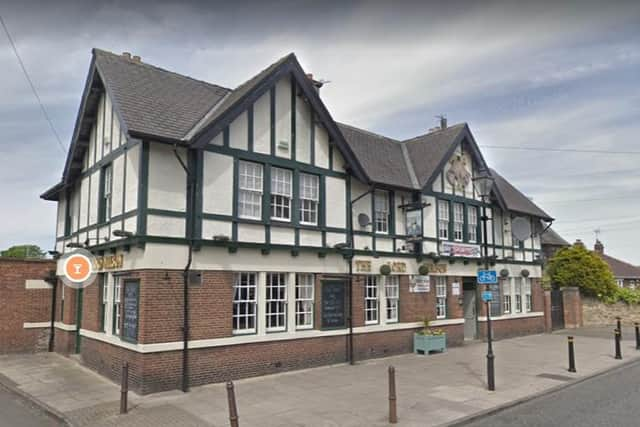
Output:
[{"xmin": 473, "ymin": 169, "xmax": 495, "ymax": 391}]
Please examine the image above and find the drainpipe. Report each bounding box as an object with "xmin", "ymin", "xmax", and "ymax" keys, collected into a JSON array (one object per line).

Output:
[
  {"xmin": 173, "ymin": 145, "xmax": 196, "ymax": 393},
  {"xmin": 48, "ymin": 280, "xmax": 57, "ymax": 352}
]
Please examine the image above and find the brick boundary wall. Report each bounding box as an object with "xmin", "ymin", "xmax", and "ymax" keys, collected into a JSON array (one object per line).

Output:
[
  {"xmin": 478, "ymin": 315, "xmax": 545, "ymax": 340},
  {"xmin": 0, "ymin": 258, "xmax": 56, "ymax": 353}
]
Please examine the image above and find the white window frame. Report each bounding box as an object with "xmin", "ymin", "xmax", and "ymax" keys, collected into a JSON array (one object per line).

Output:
[
  {"xmin": 438, "ymin": 200, "xmax": 449, "ymax": 239},
  {"xmin": 453, "ymin": 203, "xmax": 464, "ymax": 241},
  {"xmin": 503, "ymin": 294, "xmax": 511, "ymax": 314},
  {"xmin": 299, "ymin": 173, "xmax": 319, "ymax": 225},
  {"xmin": 113, "ymin": 276, "xmax": 121, "ymax": 336},
  {"xmin": 436, "ymin": 277, "xmax": 447, "ymax": 319},
  {"xmin": 295, "ymin": 273, "xmax": 314, "ymax": 329},
  {"xmin": 365, "ymin": 276, "xmax": 379, "ymax": 324},
  {"xmin": 468, "ymin": 206, "xmax": 478, "ymax": 243},
  {"xmin": 385, "ymin": 276, "xmax": 399, "ymax": 323},
  {"xmin": 101, "ymin": 274, "xmax": 109, "ymax": 332},
  {"xmin": 103, "ymin": 164, "xmax": 112, "ymax": 222},
  {"xmin": 374, "ymin": 191, "xmax": 389, "ymax": 234},
  {"xmin": 514, "ymin": 277, "xmax": 522, "ymax": 313},
  {"xmin": 266, "ymin": 273, "xmax": 287, "ymax": 332},
  {"xmin": 523, "ymin": 278, "xmax": 532, "ymax": 312},
  {"xmin": 232, "ymin": 272, "xmax": 258, "ymax": 334},
  {"xmin": 238, "ymin": 161, "xmax": 263, "ymax": 220},
  {"xmin": 271, "ymin": 167, "xmax": 292, "ymax": 222}
]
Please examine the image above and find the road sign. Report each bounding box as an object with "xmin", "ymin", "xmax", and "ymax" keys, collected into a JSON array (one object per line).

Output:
[
  {"xmin": 482, "ymin": 291, "xmax": 493, "ymax": 302},
  {"xmin": 477, "ymin": 270, "xmax": 498, "ymax": 285}
]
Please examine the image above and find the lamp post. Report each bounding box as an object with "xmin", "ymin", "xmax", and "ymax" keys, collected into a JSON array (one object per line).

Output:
[{"xmin": 473, "ymin": 170, "xmax": 495, "ymax": 391}]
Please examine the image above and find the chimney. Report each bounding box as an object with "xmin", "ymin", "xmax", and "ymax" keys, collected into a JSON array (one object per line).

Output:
[
  {"xmin": 122, "ymin": 52, "xmax": 131, "ymax": 59},
  {"xmin": 436, "ymin": 114, "xmax": 447, "ymax": 130},
  {"xmin": 574, "ymin": 239, "xmax": 585, "ymax": 248},
  {"xmin": 594, "ymin": 240, "xmax": 604, "ymax": 254},
  {"xmin": 305, "ymin": 73, "xmax": 324, "ymax": 92},
  {"xmin": 132, "ymin": 55, "xmax": 141, "ymax": 63}
]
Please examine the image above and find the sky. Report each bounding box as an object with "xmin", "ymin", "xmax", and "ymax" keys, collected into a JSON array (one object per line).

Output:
[{"xmin": 1, "ymin": 0, "xmax": 639, "ymax": 262}]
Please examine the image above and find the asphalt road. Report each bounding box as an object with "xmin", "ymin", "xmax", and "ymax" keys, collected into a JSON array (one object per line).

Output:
[
  {"xmin": 463, "ymin": 359, "xmax": 640, "ymax": 427},
  {"xmin": 0, "ymin": 385, "xmax": 63, "ymax": 427}
]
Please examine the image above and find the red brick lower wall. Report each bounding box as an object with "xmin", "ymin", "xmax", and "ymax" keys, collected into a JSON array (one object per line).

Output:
[
  {"xmin": 478, "ymin": 315, "xmax": 545, "ymax": 340},
  {"xmin": 53, "ymin": 329, "xmax": 76, "ymax": 355}
]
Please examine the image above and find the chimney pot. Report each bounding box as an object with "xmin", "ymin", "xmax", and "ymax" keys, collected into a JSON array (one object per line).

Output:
[
  {"xmin": 122, "ymin": 52, "xmax": 131, "ymax": 59},
  {"xmin": 440, "ymin": 116, "xmax": 447, "ymax": 129},
  {"xmin": 594, "ymin": 239, "xmax": 604, "ymax": 254},
  {"xmin": 132, "ymin": 55, "xmax": 141, "ymax": 63}
]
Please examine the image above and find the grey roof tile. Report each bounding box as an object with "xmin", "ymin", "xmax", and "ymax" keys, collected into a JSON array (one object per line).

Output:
[
  {"xmin": 490, "ymin": 168, "xmax": 553, "ymax": 220},
  {"xmin": 540, "ymin": 226, "xmax": 570, "ymax": 246}
]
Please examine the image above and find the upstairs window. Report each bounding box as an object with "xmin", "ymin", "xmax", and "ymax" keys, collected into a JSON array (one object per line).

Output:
[
  {"xmin": 238, "ymin": 161, "xmax": 263, "ymax": 219},
  {"xmin": 453, "ymin": 203, "xmax": 464, "ymax": 241},
  {"xmin": 99, "ymin": 164, "xmax": 112, "ymax": 223},
  {"xmin": 374, "ymin": 191, "xmax": 389, "ymax": 233},
  {"xmin": 438, "ymin": 200, "xmax": 449, "ymax": 239},
  {"xmin": 271, "ymin": 168, "xmax": 292, "ymax": 221},
  {"xmin": 468, "ymin": 206, "xmax": 478, "ymax": 243},
  {"xmin": 299, "ymin": 173, "xmax": 319, "ymax": 225}
]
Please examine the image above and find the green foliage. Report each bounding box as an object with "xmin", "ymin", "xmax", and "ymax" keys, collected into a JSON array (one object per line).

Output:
[
  {"xmin": 546, "ymin": 244, "xmax": 617, "ymax": 299},
  {"xmin": 417, "ymin": 318, "xmax": 446, "ymax": 336},
  {"xmin": 0, "ymin": 244, "xmax": 46, "ymax": 259},
  {"xmin": 603, "ymin": 287, "xmax": 640, "ymax": 305}
]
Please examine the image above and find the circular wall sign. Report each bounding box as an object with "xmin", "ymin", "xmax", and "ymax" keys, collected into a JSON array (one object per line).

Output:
[{"xmin": 58, "ymin": 248, "xmax": 98, "ymax": 289}]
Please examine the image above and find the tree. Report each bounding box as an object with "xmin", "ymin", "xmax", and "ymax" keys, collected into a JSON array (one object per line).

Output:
[
  {"xmin": 0, "ymin": 244, "xmax": 46, "ymax": 259},
  {"xmin": 545, "ymin": 243, "xmax": 617, "ymax": 298}
]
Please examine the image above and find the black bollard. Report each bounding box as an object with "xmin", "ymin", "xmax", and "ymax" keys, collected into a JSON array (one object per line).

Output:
[
  {"xmin": 226, "ymin": 381, "xmax": 239, "ymax": 427},
  {"xmin": 388, "ymin": 366, "xmax": 397, "ymax": 424},
  {"xmin": 635, "ymin": 323, "xmax": 640, "ymax": 350},
  {"xmin": 568, "ymin": 336, "xmax": 576, "ymax": 373},
  {"xmin": 615, "ymin": 329, "xmax": 623, "ymax": 360},
  {"xmin": 120, "ymin": 362, "xmax": 129, "ymax": 414}
]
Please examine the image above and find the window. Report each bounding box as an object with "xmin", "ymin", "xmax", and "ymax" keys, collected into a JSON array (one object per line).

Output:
[
  {"xmin": 271, "ymin": 168, "xmax": 292, "ymax": 221},
  {"xmin": 299, "ymin": 174, "xmax": 319, "ymax": 225},
  {"xmin": 435, "ymin": 277, "xmax": 447, "ymax": 319},
  {"xmin": 374, "ymin": 191, "xmax": 389, "ymax": 233},
  {"xmin": 385, "ymin": 276, "xmax": 399, "ymax": 322},
  {"xmin": 295, "ymin": 274, "xmax": 314, "ymax": 329},
  {"xmin": 438, "ymin": 200, "xmax": 449, "ymax": 239},
  {"xmin": 524, "ymin": 278, "xmax": 532, "ymax": 312},
  {"xmin": 266, "ymin": 273, "xmax": 287, "ymax": 331},
  {"xmin": 453, "ymin": 203, "xmax": 464, "ymax": 241},
  {"xmin": 617, "ymin": 279, "xmax": 624, "ymax": 288},
  {"xmin": 238, "ymin": 161, "xmax": 263, "ymax": 219},
  {"xmin": 489, "ymin": 283, "xmax": 502, "ymax": 317},
  {"xmin": 514, "ymin": 277, "xmax": 522, "ymax": 313},
  {"xmin": 99, "ymin": 164, "xmax": 112, "ymax": 223},
  {"xmin": 365, "ymin": 276, "xmax": 379, "ymax": 324},
  {"xmin": 503, "ymin": 294, "xmax": 511, "ymax": 314},
  {"xmin": 100, "ymin": 274, "xmax": 108, "ymax": 332},
  {"xmin": 113, "ymin": 276, "xmax": 121, "ymax": 335},
  {"xmin": 468, "ymin": 206, "xmax": 478, "ymax": 242},
  {"xmin": 233, "ymin": 273, "xmax": 257, "ymax": 334}
]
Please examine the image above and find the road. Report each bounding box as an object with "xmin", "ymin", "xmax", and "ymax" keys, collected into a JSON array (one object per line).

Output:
[
  {"xmin": 463, "ymin": 358, "xmax": 640, "ymax": 427},
  {"xmin": 0, "ymin": 385, "xmax": 63, "ymax": 427}
]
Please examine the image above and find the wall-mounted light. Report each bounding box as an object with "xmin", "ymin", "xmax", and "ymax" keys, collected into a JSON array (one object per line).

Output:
[{"xmin": 112, "ymin": 230, "xmax": 134, "ymax": 238}]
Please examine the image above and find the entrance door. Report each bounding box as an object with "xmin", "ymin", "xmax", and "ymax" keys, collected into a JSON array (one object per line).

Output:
[
  {"xmin": 550, "ymin": 288, "xmax": 565, "ymax": 330},
  {"xmin": 463, "ymin": 281, "xmax": 477, "ymax": 340}
]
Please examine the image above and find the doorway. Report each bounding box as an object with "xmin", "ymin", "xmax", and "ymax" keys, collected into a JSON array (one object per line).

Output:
[{"xmin": 463, "ymin": 279, "xmax": 477, "ymax": 340}]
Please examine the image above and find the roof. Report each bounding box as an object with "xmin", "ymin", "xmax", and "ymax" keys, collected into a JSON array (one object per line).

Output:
[
  {"xmin": 94, "ymin": 49, "xmax": 230, "ymax": 141},
  {"xmin": 337, "ymin": 123, "xmax": 416, "ymax": 189},
  {"xmin": 490, "ymin": 169, "xmax": 553, "ymax": 221},
  {"xmin": 596, "ymin": 252, "xmax": 640, "ymax": 279},
  {"xmin": 540, "ymin": 227, "xmax": 570, "ymax": 246}
]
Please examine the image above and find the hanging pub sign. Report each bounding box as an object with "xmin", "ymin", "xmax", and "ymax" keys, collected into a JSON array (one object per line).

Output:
[
  {"xmin": 405, "ymin": 210, "xmax": 422, "ymax": 238},
  {"xmin": 410, "ymin": 275, "xmax": 430, "ymax": 293},
  {"xmin": 440, "ymin": 241, "xmax": 481, "ymax": 258}
]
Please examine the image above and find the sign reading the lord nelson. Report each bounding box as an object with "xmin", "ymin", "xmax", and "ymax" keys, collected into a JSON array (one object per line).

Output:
[{"xmin": 321, "ymin": 281, "xmax": 346, "ymax": 329}]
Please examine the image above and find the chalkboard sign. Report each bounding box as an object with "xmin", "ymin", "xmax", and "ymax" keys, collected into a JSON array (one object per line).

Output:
[
  {"xmin": 321, "ymin": 281, "xmax": 346, "ymax": 329},
  {"xmin": 122, "ymin": 280, "xmax": 139, "ymax": 343}
]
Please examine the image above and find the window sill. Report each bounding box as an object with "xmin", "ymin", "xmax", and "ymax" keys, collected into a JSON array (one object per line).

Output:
[{"xmin": 232, "ymin": 330, "xmax": 257, "ymax": 336}]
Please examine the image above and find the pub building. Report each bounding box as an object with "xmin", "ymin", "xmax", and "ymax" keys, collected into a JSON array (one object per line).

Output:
[{"xmin": 41, "ymin": 49, "xmax": 553, "ymax": 394}]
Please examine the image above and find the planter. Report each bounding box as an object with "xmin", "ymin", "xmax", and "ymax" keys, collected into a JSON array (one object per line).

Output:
[{"xmin": 414, "ymin": 333, "xmax": 447, "ymax": 355}]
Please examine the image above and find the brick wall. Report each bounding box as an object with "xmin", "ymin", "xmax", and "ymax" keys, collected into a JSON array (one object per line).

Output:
[
  {"xmin": 0, "ymin": 258, "xmax": 55, "ymax": 353},
  {"xmin": 478, "ymin": 316, "xmax": 545, "ymax": 340}
]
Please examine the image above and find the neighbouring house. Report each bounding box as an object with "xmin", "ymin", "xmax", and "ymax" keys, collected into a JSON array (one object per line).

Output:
[
  {"xmin": 593, "ymin": 240, "xmax": 640, "ymax": 289},
  {"xmin": 540, "ymin": 226, "xmax": 570, "ymax": 263},
  {"xmin": 40, "ymin": 49, "xmax": 554, "ymax": 394}
]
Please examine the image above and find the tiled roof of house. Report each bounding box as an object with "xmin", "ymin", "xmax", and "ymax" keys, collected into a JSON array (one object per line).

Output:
[
  {"xmin": 490, "ymin": 169, "xmax": 553, "ymax": 221},
  {"xmin": 597, "ymin": 253, "xmax": 640, "ymax": 279},
  {"xmin": 540, "ymin": 227, "xmax": 570, "ymax": 246}
]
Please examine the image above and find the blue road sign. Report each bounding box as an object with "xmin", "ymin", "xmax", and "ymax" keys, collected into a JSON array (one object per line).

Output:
[
  {"xmin": 477, "ymin": 270, "xmax": 498, "ymax": 284},
  {"xmin": 482, "ymin": 291, "xmax": 493, "ymax": 302}
]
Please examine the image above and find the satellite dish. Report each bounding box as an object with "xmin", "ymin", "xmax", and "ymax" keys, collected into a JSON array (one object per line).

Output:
[
  {"xmin": 358, "ymin": 213, "xmax": 371, "ymax": 228},
  {"xmin": 512, "ymin": 217, "xmax": 532, "ymax": 241}
]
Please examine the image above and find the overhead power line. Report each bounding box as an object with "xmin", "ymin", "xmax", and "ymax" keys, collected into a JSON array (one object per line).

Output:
[
  {"xmin": 479, "ymin": 145, "xmax": 640, "ymax": 155},
  {"xmin": 0, "ymin": 15, "xmax": 66, "ymax": 155}
]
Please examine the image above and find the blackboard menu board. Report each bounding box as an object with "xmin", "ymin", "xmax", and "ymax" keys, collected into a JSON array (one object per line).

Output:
[
  {"xmin": 321, "ymin": 281, "xmax": 346, "ymax": 329},
  {"xmin": 122, "ymin": 280, "xmax": 139, "ymax": 343}
]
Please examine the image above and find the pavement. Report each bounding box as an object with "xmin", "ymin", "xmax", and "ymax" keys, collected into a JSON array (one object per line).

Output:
[
  {"xmin": 0, "ymin": 383, "xmax": 63, "ymax": 427},
  {"xmin": 0, "ymin": 326, "xmax": 638, "ymax": 427}
]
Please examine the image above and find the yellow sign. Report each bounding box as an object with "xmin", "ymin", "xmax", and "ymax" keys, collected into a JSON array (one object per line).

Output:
[
  {"xmin": 94, "ymin": 254, "xmax": 124, "ymax": 270},
  {"xmin": 355, "ymin": 260, "xmax": 371, "ymax": 272},
  {"xmin": 427, "ymin": 263, "xmax": 447, "ymax": 274}
]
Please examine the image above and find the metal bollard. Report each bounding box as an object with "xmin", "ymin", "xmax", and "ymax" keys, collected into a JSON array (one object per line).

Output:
[
  {"xmin": 388, "ymin": 366, "xmax": 398, "ymax": 424},
  {"xmin": 635, "ymin": 323, "xmax": 640, "ymax": 350},
  {"xmin": 567, "ymin": 336, "xmax": 576, "ymax": 373},
  {"xmin": 120, "ymin": 362, "xmax": 129, "ymax": 414},
  {"xmin": 226, "ymin": 381, "xmax": 239, "ymax": 427},
  {"xmin": 615, "ymin": 329, "xmax": 623, "ymax": 360}
]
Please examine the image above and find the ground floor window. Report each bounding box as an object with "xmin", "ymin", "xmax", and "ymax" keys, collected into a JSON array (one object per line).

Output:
[
  {"xmin": 365, "ymin": 276, "xmax": 379, "ymax": 324},
  {"xmin": 100, "ymin": 274, "xmax": 108, "ymax": 332},
  {"xmin": 266, "ymin": 273, "xmax": 287, "ymax": 331},
  {"xmin": 233, "ymin": 272, "xmax": 257, "ymax": 334},
  {"xmin": 524, "ymin": 278, "xmax": 532, "ymax": 312},
  {"xmin": 113, "ymin": 276, "xmax": 121, "ymax": 335},
  {"xmin": 385, "ymin": 276, "xmax": 399, "ymax": 323},
  {"xmin": 295, "ymin": 274, "xmax": 314, "ymax": 329},
  {"xmin": 514, "ymin": 277, "xmax": 522, "ymax": 313},
  {"xmin": 436, "ymin": 277, "xmax": 447, "ymax": 319}
]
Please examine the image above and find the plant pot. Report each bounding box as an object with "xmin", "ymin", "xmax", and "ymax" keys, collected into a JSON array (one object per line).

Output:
[{"xmin": 414, "ymin": 333, "xmax": 447, "ymax": 355}]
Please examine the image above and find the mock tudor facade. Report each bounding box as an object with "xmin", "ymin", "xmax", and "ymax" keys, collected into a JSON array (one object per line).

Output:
[{"xmin": 41, "ymin": 49, "xmax": 554, "ymax": 393}]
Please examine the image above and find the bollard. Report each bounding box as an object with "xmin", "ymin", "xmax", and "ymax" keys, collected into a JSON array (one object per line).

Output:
[
  {"xmin": 226, "ymin": 381, "xmax": 239, "ymax": 427},
  {"xmin": 120, "ymin": 362, "xmax": 129, "ymax": 414},
  {"xmin": 567, "ymin": 336, "xmax": 576, "ymax": 373},
  {"xmin": 615, "ymin": 329, "xmax": 623, "ymax": 360},
  {"xmin": 635, "ymin": 323, "xmax": 640, "ymax": 350},
  {"xmin": 388, "ymin": 366, "xmax": 397, "ymax": 424}
]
